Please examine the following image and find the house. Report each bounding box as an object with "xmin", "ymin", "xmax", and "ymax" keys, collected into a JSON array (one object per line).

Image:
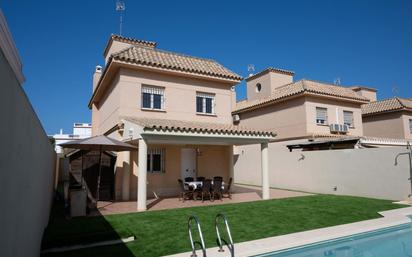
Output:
[
  {"xmin": 52, "ymin": 123, "xmax": 92, "ymax": 154},
  {"xmin": 88, "ymin": 35, "xmax": 275, "ymax": 211},
  {"xmin": 232, "ymin": 67, "xmax": 371, "ymax": 148},
  {"xmin": 362, "ymin": 97, "xmax": 412, "ymax": 140}
]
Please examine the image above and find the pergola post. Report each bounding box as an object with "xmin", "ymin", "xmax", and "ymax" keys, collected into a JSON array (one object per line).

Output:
[
  {"xmin": 137, "ymin": 138, "xmax": 147, "ymax": 211},
  {"xmin": 261, "ymin": 142, "xmax": 270, "ymax": 200},
  {"xmin": 121, "ymin": 151, "xmax": 131, "ymax": 201}
]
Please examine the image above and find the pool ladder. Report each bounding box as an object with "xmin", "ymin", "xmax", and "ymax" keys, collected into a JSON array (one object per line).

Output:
[
  {"xmin": 215, "ymin": 213, "xmax": 235, "ymax": 257},
  {"xmin": 188, "ymin": 213, "xmax": 234, "ymax": 257}
]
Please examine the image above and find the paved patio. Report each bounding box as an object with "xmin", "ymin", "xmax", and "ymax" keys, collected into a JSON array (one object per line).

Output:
[{"xmin": 94, "ymin": 184, "xmax": 312, "ymax": 216}]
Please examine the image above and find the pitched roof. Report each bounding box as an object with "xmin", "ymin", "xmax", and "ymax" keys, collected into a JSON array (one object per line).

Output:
[
  {"xmin": 361, "ymin": 97, "xmax": 412, "ymax": 115},
  {"xmin": 111, "ymin": 45, "xmax": 243, "ymax": 81},
  {"xmin": 246, "ymin": 67, "xmax": 295, "ymax": 82},
  {"xmin": 103, "ymin": 34, "xmax": 157, "ymax": 56},
  {"xmin": 123, "ymin": 117, "xmax": 276, "ymax": 137},
  {"xmin": 234, "ymin": 79, "xmax": 370, "ymax": 113}
]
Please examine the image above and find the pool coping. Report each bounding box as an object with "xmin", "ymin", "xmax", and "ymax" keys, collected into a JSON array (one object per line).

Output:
[{"xmin": 163, "ymin": 206, "xmax": 412, "ymax": 257}]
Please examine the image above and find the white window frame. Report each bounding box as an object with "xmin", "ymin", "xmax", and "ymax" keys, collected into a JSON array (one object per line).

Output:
[
  {"xmin": 196, "ymin": 92, "xmax": 215, "ymax": 115},
  {"xmin": 147, "ymin": 148, "xmax": 165, "ymax": 173},
  {"xmin": 343, "ymin": 110, "xmax": 354, "ymax": 128},
  {"xmin": 316, "ymin": 107, "xmax": 328, "ymax": 125},
  {"xmin": 141, "ymin": 85, "xmax": 165, "ymax": 111}
]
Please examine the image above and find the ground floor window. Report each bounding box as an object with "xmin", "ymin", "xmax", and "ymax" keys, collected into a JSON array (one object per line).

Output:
[{"xmin": 147, "ymin": 148, "xmax": 165, "ymax": 173}]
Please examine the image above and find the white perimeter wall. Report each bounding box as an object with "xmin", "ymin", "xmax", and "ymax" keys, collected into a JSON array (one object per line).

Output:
[
  {"xmin": 234, "ymin": 143, "xmax": 411, "ymax": 200},
  {"xmin": 0, "ymin": 11, "xmax": 56, "ymax": 257}
]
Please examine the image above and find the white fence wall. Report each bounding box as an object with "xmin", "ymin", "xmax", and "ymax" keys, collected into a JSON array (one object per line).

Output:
[
  {"xmin": 0, "ymin": 10, "xmax": 56, "ymax": 257},
  {"xmin": 234, "ymin": 144, "xmax": 411, "ymax": 200}
]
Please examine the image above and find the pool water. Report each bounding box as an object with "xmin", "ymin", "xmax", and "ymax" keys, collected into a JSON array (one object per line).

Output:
[{"xmin": 254, "ymin": 223, "xmax": 412, "ymax": 257}]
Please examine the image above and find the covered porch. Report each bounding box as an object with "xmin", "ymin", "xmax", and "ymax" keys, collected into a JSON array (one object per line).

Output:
[
  {"xmin": 95, "ymin": 184, "xmax": 311, "ymax": 215},
  {"xmin": 117, "ymin": 117, "xmax": 276, "ymax": 211}
]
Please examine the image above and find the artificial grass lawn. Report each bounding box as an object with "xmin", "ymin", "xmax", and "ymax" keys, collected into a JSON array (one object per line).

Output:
[{"xmin": 42, "ymin": 195, "xmax": 405, "ymax": 257}]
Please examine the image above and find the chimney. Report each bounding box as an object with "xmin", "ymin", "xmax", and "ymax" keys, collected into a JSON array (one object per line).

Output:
[
  {"xmin": 59, "ymin": 128, "xmax": 63, "ymax": 135},
  {"xmin": 93, "ymin": 65, "xmax": 102, "ymax": 92}
]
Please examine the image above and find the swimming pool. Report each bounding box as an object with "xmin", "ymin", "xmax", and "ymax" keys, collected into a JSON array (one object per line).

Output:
[{"xmin": 253, "ymin": 223, "xmax": 412, "ymax": 257}]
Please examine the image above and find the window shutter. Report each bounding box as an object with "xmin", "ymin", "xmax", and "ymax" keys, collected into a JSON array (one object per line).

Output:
[
  {"xmin": 316, "ymin": 107, "xmax": 327, "ymax": 123},
  {"xmin": 343, "ymin": 111, "xmax": 354, "ymax": 127},
  {"xmin": 196, "ymin": 92, "xmax": 215, "ymax": 114},
  {"xmin": 141, "ymin": 86, "xmax": 164, "ymax": 109}
]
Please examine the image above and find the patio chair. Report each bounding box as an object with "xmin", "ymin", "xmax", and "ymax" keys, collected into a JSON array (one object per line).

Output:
[
  {"xmin": 178, "ymin": 179, "xmax": 193, "ymax": 202},
  {"xmin": 222, "ymin": 177, "xmax": 232, "ymax": 199},
  {"xmin": 196, "ymin": 176, "xmax": 205, "ymax": 182},
  {"xmin": 201, "ymin": 179, "xmax": 212, "ymax": 202},
  {"xmin": 213, "ymin": 176, "xmax": 223, "ymax": 182},
  {"xmin": 184, "ymin": 177, "xmax": 194, "ymax": 182},
  {"xmin": 212, "ymin": 179, "xmax": 223, "ymax": 201}
]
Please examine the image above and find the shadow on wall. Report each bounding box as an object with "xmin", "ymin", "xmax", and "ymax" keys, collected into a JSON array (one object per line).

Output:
[{"xmin": 40, "ymin": 189, "xmax": 135, "ymax": 257}]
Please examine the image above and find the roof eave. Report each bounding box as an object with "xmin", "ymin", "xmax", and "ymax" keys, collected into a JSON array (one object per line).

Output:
[
  {"xmin": 233, "ymin": 92, "xmax": 369, "ymax": 114},
  {"xmin": 113, "ymin": 59, "xmax": 243, "ymax": 83},
  {"xmin": 245, "ymin": 67, "xmax": 295, "ymax": 82},
  {"xmin": 362, "ymin": 107, "xmax": 412, "ymax": 117}
]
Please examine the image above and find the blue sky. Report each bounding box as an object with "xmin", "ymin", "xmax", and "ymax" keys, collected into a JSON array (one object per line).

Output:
[{"xmin": 2, "ymin": 0, "xmax": 412, "ymax": 135}]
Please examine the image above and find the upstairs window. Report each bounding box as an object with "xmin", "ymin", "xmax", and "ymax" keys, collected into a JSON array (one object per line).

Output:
[
  {"xmin": 142, "ymin": 86, "xmax": 164, "ymax": 110},
  {"xmin": 196, "ymin": 92, "xmax": 215, "ymax": 115},
  {"xmin": 343, "ymin": 111, "xmax": 354, "ymax": 127},
  {"xmin": 147, "ymin": 148, "xmax": 165, "ymax": 173},
  {"xmin": 316, "ymin": 107, "xmax": 328, "ymax": 125},
  {"xmin": 409, "ymin": 119, "xmax": 412, "ymax": 134}
]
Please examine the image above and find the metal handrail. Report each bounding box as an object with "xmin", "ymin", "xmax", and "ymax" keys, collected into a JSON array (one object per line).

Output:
[
  {"xmin": 395, "ymin": 142, "xmax": 412, "ymax": 197},
  {"xmin": 188, "ymin": 215, "xmax": 207, "ymax": 257},
  {"xmin": 215, "ymin": 213, "xmax": 234, "ymax": 257}
]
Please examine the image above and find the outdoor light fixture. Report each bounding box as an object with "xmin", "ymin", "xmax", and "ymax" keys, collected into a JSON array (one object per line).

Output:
[{"xmin": 128, "ymin": 127, "xmax": 134, "ymax": 139}]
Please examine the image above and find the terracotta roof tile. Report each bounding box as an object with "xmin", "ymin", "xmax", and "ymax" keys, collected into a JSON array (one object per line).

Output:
[
  {"xmin": 246, "ymin": 67, "xmax": 295, "ymax": 81},
  {"xmin": 112, "ymin": 46, "xmax": 243, "ymax": 81},
  {"xmin": 123, "ymin": 117, "xmax": 276, "ymax": 137},
  {"xmin": 234, "ymin": 79, "xmax": 370, "ymax": 113},
  {"xmin": 361, "ymin": 97, "xmax": 412, "ymax": 115},
  {"xmin": 110, "ymin": 34, "xmax": 157, "ymax": 47}
]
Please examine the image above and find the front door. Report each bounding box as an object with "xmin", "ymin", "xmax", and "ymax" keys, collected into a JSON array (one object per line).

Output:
[{"xmin": 181, "ymin": 148, "xmax": 197, "ymax": 180}]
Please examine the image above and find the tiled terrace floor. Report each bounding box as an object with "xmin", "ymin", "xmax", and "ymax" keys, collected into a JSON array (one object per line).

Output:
[{"xmin": 95, "ymin": 184, "xmax": 311, "ymax": 216}]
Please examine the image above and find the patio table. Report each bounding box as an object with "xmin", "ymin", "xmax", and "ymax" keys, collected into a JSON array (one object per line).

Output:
[{"xmin": 185, "ymin": 181, "xmax": 225, "ymax": 190}]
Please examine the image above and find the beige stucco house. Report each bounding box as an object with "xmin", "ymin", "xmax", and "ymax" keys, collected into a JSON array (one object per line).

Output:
[
  {"xmin": 362, "ymin": 97, "xmax": 412, "ymax": 140},
  {"xmin": 89, "ymin": 35, "xmax": 275, "ymax": 211},
  {"xmin": 233, "ymin": 67, "xmax": 371, "ymax": 146}
]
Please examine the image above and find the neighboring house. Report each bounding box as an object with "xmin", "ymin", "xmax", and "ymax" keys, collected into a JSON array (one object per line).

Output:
[
  {"xmin": 362, "ymin": 97, "xmax": 412, "ymax": 140},
  {"xmin": 52, "ymin": 123, "xmax": 92, "ymax": 154},
  {"xmin": 232, "ymin": 67, "xmax": 371, "ymax": 147},
  {"xmin": 89, "ymin": 35, "xmax": 275, "ymax": 211}
]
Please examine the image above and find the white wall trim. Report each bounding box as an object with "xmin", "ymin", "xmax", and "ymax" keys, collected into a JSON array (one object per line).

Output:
[{"xmin": 0, "ymin": 9, "xmax": 25, "ymax": 84}]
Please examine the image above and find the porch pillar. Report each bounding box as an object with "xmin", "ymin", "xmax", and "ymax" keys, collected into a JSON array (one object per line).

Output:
[
  {"xmin": 121, "ymin": 151, "xmax": 130, "ymax": 201},
  {"xmin": 261, "ymin": 142, "xmax": 270, "ymax": 200},
  {"xmin": 137, "ymin": 138, "xmax": 147, "ymax": 211},
  {"xmin": 229, "ymin": 145, "xmax": 234, "ymax": 179}
]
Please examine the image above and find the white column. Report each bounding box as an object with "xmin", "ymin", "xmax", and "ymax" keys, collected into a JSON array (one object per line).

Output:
[
  {"xmin": 121, "ymin": 151, "xmax": 130, "ymax": 201},
  {"xmin": 261, "ymin": 142, "xmax": 270, "ymax": 200},
  {"xmin": 229, "ymin": 145, "xmax": 234, "ymax": 179},
  {"xmin": 137, "ymin": 138, "xmax": 148, "ymax": 211}
]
